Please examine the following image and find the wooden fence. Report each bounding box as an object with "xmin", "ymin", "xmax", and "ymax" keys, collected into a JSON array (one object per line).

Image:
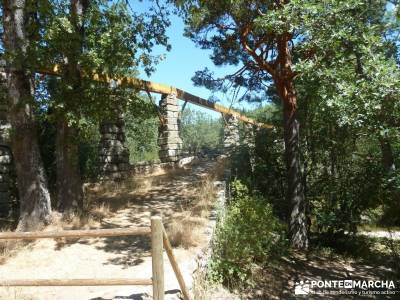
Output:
[{"xmin": 0, "ymin": 216, "xmax": 190, "ymax": 300}]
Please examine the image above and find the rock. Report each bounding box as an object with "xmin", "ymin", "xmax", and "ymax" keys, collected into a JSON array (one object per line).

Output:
[{"xmin": 177, "ymin": 156, "xmax": 198, "ymax": 167}]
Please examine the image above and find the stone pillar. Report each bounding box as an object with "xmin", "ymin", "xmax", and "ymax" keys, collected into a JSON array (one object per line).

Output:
[
  {"xmin": 0, "ymin": 70, "xmax": 17, "ymax": 218},
  {"xmin": 98, "ymin": 115, "xmax": 130, "ymax": 180},
  {"xmin": 223, "ymin": 114, "xmax": 240, "ymax": 154},
  {"xmin": 158, "ymin": 93, "xmax": 183, "ymax": 162},
  {"xmin": 244, "ymin": 123, "xmax": 257, "ymax": 172}
]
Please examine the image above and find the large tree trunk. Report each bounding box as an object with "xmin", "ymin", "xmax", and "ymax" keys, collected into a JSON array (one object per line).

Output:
[
  {"xmin": 379, "ymin": 136, "xmax": 400, "ymax": 225},
  {"xmin": 3, "ymin": 0, "xmax": 52, "ymax": 230},
  {"xmin": 282, "ymin": 84, "xmax": 308, "ymax": 249},
  {"xmin": 56, "ymin": 118, "xmax": 83, "ymax": 213},
  {"xmin": 276, "ymin": 35, "xmax": 308, "ymax": 249},
  {"xmin": 55, "ymin": 0, "xmax": 88, "ymax": 215},
  {"xmin": 379, "ymin": 137, "xmax": 396, "ymax": 173}
]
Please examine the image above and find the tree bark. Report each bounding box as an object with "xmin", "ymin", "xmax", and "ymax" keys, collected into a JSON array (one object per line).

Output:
[
  {"xmin": 379, "ymin": 137, "xmax": 396, "ymax": 173},
  {"xmin": 3, "ymin": 0, "xmax": 52, "ymax": 230},
  {"xmin": 56, "ymin": 118, "xmax": 83, "ymax": 213},
  {"xmin": 55, "ymin": 0, "xmax": 89, "ymax": 215},
  {"xmin": 379, "ymin": 136, "xmax": 400, "ymax": 225},
  {"xmin": 281, "ymin": 82, "xmax": 308, "ymax": 249},
  {"xmin": 276, "ymin": 35, "xmax": 308, "ymax": 249},
  {"xmin": 240, "ymin": 26, "xmax": 308, "ymax": 248}
]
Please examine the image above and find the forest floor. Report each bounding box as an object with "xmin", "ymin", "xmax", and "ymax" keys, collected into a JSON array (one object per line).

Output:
[
  {"xmin": 239, "ymin": 234, "xmax": 400, "ymax": 299},
  {"xmin": 0, "ymin": 159, "xmax": 399, "ymax": 300},
  {"xmin": 0, "ymin": 159, "xmax": 225, "ymax": 300}
]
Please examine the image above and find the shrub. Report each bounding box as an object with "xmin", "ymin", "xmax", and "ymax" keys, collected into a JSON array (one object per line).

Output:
[
  {"xmin": 180, "ymin": 108, "xmax": 223, "ymax": 154},
  {"xmin": 208, "ymin": 180, "xmax": 287, "ymax": 286},
  {"xmin": 78, "ymin": 121, "xmax": 101, "ymax": 181},
  {"xmin": 125, "ymin": 114, "xmax": 159, "ymax": 163}
]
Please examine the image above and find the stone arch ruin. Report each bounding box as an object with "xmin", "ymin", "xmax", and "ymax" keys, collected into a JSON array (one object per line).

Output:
[{"xmin": 0, "ymin": 65, "xmax": 272, "ymax": 215}]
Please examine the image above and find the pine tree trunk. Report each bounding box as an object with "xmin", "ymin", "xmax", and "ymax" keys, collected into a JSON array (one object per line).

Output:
[
  {"xmin": 282, "ymin": 84, "xmax": 308, "ymax": 249},
  {"xmin": 56, "ymin": 117, "xmax": 83, "ymax": 214},
  {"xmin": 3, "ymin": 0, "xmax": 52, "ymax": 230},
  {"xmin": 276, "ymin": 36, "xmax": 308, "ymax": 249}
]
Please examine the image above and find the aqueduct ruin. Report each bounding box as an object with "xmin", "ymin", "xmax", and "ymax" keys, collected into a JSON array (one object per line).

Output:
[{"xmin": 0, "ymin": 64, "xmax": 272, "ymax": 216}]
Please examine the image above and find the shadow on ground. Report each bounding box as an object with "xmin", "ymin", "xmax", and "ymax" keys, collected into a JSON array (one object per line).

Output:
[
  {"xmin": 53, "ymin": 161, "xmax": 215, "ymax": 269},
  {"xmin": 242, "ymin": 235, "xmax": 399, "ymax": 299}
]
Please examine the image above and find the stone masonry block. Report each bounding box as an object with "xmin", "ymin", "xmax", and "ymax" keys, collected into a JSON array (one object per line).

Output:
[
  {"xmin": 99, "ymin": 139, "xmax": 125, "ymax": 148},
  {"xmin": 160, "ymin": 104, "xmax": 179, "ymax": 112},
  {"xmin": 159, "ymin": 149, "xmax": 180, "ymax": 157},
  {"xmin": 159, "ymin": 143, "xmax": 182, "ymax": 151},
  {"xmin": 100, "ymin": 124, "xmax": 123, "ymax": 134},
  {"xmin": 0, "ymin": 155, "xmax": 12, "ymax": 164},
  {"xmin": 0, "ymin": 165, "xmax": 9, "ymax": 174},
  {"xmin": 0, "ymin": 174, "xmax": 10, "ymax": 183},
  {"xmin": 160, "ymin": 93, "xmax": 178, "ymax": 106},
  {"xmin": 159, "ymin": 130, "xmax": 181, "ymax": 139},
  {"xmin": 158, "ymin": 137, "xmax": 183, "ymax": 146},
  {"xmin": 101, "ymin": 163, "xmax": 120, "ymax": 173},
  {"xmin": 163, "ymin": 124, "xmax": 179, "ymax": 131},
  {"xmin": 163, "ymin": 117, "xmax": 179, "ymax": 125}
]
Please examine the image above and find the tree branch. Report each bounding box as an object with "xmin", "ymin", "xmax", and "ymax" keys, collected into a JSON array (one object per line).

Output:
[{"xmin": 240, "ymin": 25, "xmax": 276, "ymax": 78}]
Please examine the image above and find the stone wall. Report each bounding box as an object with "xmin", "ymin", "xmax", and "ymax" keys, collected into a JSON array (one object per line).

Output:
[
  {"xmin": 192, "ymin": 176, "xmax": 227, "ymax": 298},
  {"xmin": 130, "ymin": 160, "xmax": 175, "ymax": 175},
  {"xmin": 0, "ymin": 71, "xmax": 16, "ymax": 218},
  {"xmin": 98, "ymin": 115, "xmax": 130, "ymax": 181},
  {"xmin": 223, "ymin": 114, "xmax": 240, "ymax": 154},
  {"xmin": 130, "ymin": 156, "xmax": 198, "ymax": 176},
  {"xmin": 158, "ymin": 93, "xmax": 183, "ymax": 162}
]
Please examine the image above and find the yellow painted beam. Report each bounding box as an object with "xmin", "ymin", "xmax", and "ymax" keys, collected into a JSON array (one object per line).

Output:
[{"xmin": 38, "ymin": 66, "xmax": 273, "ymax": 129}]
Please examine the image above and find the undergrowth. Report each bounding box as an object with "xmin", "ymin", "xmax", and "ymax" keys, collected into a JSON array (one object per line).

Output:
[{"xmin": 208, "ymin": 180, "xmax": 288, "ymax": 287}]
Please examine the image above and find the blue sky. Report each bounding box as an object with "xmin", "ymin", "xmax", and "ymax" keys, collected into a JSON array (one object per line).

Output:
[{"xmin": 133, "ymin": 1, "xmax": 261, "ymax": 117}]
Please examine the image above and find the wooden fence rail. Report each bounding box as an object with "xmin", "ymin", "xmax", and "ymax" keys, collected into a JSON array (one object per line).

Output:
[
  {"xmin": 0, "ymin": 278, "xmax": 153, "ymax": 286},
  {"xmin": 0, "ymin": 216, "xmax": 190, "ymax": 300},
  {"xmin": 0, "ymin": 227, "xmax": 150, "ymax": 240}
]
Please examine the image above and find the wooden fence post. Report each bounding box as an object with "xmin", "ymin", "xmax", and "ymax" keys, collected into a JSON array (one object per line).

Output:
[
  {"xmin": 162, "ymin": 226, "xmax": 191, "ymax": 300},
  {"xmin": 151, "ymin": 216, "xmax": 164, "ymax": 300}
]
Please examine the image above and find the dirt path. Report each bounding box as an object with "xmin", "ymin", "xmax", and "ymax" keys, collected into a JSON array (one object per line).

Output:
[{"xmin": 0, "ymin": 160, "xmax": 221, "ymax": 300}]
